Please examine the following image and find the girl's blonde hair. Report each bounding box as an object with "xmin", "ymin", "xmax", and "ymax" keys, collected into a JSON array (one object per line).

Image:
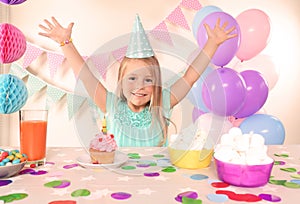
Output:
[{"xmin": 117, "ymin": 56, "xmax": 168, "ymax": 146}]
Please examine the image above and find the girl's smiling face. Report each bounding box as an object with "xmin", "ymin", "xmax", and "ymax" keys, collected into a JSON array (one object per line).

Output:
[{"xmin": 121, "ymin": 60, "xmax": 155, "ymax": 112}]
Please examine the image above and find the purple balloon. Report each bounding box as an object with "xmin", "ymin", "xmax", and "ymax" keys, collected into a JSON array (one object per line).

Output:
[
  {"xmin": 192, "ymin": 107, "xmax": 206, "ymax": 123},
  {"xmin": 0, "ymin": 0, "xmax": 27, "ymax": 5},
  {"xmin": 233, "ymin": 70, "xmax": 268, "ymax": 118},
  {"xmin": 202, "ymin": 67, "xmax": 246, "ymax": 116},
  {"xmin": 197, "ymin": 12, "xmax": 240, "ymax": 67}
]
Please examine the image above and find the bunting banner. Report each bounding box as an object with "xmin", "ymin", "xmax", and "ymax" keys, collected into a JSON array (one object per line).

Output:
[
  {"xmin": 9, "ymin": 63, "xmax": 97, "ymax": 120},
  {"xmin": 10, "ymin": 0, "xmax": 202, "ymax": 120}
]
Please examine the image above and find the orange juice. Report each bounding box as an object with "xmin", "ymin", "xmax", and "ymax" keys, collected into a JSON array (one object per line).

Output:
[{"xmin": 20, "ymin": 120, "xmax": 47, "ymax": 161}]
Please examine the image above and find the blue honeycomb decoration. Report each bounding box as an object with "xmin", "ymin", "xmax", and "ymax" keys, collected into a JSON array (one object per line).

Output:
[{"xmin": 0, "ymin": 74, "xmax": 28, "ymax": 114}]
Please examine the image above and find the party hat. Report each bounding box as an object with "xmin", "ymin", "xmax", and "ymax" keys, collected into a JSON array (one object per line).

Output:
[{"xmin": 126, "ymin": 14, "xmax": 154, "ymax": 58}]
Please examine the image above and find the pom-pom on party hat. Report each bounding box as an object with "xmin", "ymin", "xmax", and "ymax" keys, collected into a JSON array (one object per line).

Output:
[{"xmin": 126, "ymin": 14, "xmax": 154, "ymax": 58}]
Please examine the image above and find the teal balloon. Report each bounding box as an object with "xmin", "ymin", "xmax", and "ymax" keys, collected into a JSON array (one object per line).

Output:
[
  {"xmin": 192, "ymin": 5, "xmax": 222, "ymax": 38},
  {"xmin": 239, "ymin": 114, "xmax": 285, "ymax": 145},
  {"xmin": 0, "ymin": 74, "xmax": 28, "ymax": 114}
]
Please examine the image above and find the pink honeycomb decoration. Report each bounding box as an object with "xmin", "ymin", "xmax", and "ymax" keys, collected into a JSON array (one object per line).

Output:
[{"xmin": 0, "ymin": 23, "xmax": 26, "ymax": 64}]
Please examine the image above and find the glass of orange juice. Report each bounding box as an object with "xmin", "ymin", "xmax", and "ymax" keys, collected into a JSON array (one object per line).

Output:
[{"xmin": 19, "ymin": 109, "xmax": 48, "ymax": 166}]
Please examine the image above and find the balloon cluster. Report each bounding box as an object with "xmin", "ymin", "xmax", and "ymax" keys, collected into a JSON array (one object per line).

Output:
[
  {"xmin": 189, "ymin": 6, "xmax": 284, "ymax": 145},
  {"xmin": 0, "ymin": 1, "xmax": 28, "ymax": 114}
]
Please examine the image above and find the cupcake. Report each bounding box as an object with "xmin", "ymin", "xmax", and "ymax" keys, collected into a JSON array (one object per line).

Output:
[{"xmin": 89, "ymin": 132, "xmax": 117, "ymax": 164}]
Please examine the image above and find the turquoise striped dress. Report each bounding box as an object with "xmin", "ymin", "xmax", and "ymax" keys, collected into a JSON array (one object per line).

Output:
[{"xmin": 106, "ymin": 88, "xmax": 171, "ymax": 147}]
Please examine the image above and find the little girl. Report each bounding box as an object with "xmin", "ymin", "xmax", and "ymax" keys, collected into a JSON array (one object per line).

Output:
[{"xmin": 39, "ymin": 15, "xmax": 236, "ymax": 147}]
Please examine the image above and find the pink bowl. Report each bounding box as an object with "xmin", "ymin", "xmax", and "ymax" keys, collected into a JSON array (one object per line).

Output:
[{"xmin": 214, "ymin": 157, "xmax": 274, "ymax": 187}]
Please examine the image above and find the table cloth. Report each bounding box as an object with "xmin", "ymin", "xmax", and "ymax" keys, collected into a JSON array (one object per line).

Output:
[{"xmin": 1, "ymin": 145, "xmax": 299, "ymax": 203}]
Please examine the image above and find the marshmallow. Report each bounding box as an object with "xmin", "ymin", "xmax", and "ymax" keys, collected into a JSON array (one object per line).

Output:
[{"xmin": 214, "ymin": 127, "xmax": 273, "ymax": 165}]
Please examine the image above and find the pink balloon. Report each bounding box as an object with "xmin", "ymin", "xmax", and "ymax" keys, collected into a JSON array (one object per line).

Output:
[
  {"xmin": 228, "ymin": 116, "xmax": 245, "ymax": 127},
  {"xmin": 0, "ymin": 23, "xmax": 26, "ymax": 63},
  {"xmin": 234, "ymin": 54, "xmax": 279, "ymax": 90},
  {"xmin": 202, "ymin": 67, "xmax": 246, "ymax": 116},
  {"xmin": 236, "ymin": 9, "xmax": 271, "ymax": 61},
  {"xmin": 233, "ymin": 70, "xmax": 269, "ymax": 118},
  {"xmin": 197, "ymin": 12, "xmax": 240, "ymax": 67}
]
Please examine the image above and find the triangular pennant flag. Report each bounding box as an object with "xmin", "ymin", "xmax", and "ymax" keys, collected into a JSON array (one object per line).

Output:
[
  {"xmin": 87, "ymin": 98, "xmax": 103, "ymax": 124},
  {"xmin": 47, "ymin": 52, "xmax": 65, "ymax": 78},
  {"xmin": 46, "ymin": 85, "xmax": 66, "ymax": 103},
  {"xmin": 112, "ymin": 46, "xmax": 127, "ymax": 62},
  {"xmin": 9, "ymin": 63, "xmax": 28, "ymax": 79},
  {"xmin": 150, "ymin": 21, "xmax": 173, "ymax": 46},
  {"xmin": 22, "ymin": 43, "xmax": 43, "ymax": 68},
  {"xmin": 181, "ymin": 0, "xmax": 202, "ymax": 10},
  {"xmin": 67, "ymin": 93, "xmax": 86, "ymax": 119},
  {"xmin": 167, "ymin": 6, "xmax": 190, "ymax": 30},
  {"xmin": 89, "ymin": 52, "xmax": 110, "ymax": 80},
  {"xmin": 26, "ymin": 74, "xmax": 47, "ymax": 97}
]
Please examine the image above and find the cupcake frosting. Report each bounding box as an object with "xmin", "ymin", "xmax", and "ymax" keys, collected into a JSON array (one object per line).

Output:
[{"xmin": 90, "ymin": 132, "xmax": 117, "ymax": 152}]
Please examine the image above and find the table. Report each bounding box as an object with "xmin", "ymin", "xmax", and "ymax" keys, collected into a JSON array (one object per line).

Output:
[{"xmin": 1, "ymin": 145, "xmax": 300, "ymax": 203}]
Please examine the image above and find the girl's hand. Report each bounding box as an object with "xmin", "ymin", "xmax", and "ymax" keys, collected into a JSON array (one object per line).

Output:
[
  {"xmin": 38, "ymin": 17, "xmax": 74, "ymax": 45},
  {"xmin": 204, "ymin": 18, "xmax": 237, "ymax": 46}
]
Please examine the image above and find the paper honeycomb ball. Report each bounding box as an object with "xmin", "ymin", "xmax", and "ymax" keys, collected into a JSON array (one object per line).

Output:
[
  {"xmin": 0, "ymin": 74, "xmax": 28, "ymax": 114},
  {"xmin": 0, "ymin": 23, "xmax": 26, "ymax": 64},
  {"xmin": 0, "ymin": 0, "xmax": 27, "ymax": 5}
]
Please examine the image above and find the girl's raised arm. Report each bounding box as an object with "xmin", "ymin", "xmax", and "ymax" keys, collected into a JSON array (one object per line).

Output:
[
  {"xmin": 170, "ymin": 18, "xmax": 237, "ymax": 108},
  {"xmin": 39, "ymin": 17, "xmax": 107, "ymax": 112}
]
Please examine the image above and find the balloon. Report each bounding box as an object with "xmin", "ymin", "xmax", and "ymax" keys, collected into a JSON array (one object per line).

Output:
[
  {"xmin": 236, "ymin": 9, "xmax": 271, "ymax": 61},
  {"xmin": 234, "ymin": 54, "xmax": 279, "ymax": 90},
  {"xmin": 202, "ymin": 67, "xmax": 246, "ymax": 116},
  {"xmin": 197, "ymin": 12, "xmax": 240, "ymax": 67},
  {"xmin": 0, "ymin": 74, "xmax": 28, "ymax": 114},
  {"xmin": 233, "ymin": 70, "xmax": 269, "ymax": 118},
  {"xmin": 192, "ymin": 107, "xmax": 205, "ymax": 123},
  {"xmin": 239, "ymin": 114, "xmax": 285, "ymax": 145},
  {"xmin": 0, "ymin": 0, "xmax": 26, "ymax": 5},
  {"xmin": 192, "ymin": 5, "xmax": 222, "ymax": 38},
  {"xmin": 228, "ymin": 116, "xmax": 245, "ymax": 127},
  {"xmin": 187, "ymin": 66, "xmax": 213, "ymax": 112},
  {"xmin": 0, "ymin": 23, "xmax": 27, "ymax": 63}
]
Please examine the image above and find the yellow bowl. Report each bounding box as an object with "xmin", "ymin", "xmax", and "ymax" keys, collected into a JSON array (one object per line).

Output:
[{"xmin": 168, "ymin": 147, "xmax": 213, "ymax": 169}]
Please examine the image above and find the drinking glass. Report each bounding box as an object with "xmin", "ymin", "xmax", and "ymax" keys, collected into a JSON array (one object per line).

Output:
[{"xmin": 19, "ymin": 109, "xmax": 48, "ymax": 166}]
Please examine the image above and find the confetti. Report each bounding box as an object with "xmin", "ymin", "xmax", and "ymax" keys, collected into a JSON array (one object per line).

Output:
[
  {"xmin": 0, "ymin": 180, "xmax": 12, "ymax": 187},
  {"xmin": 211, "ymin": 182, "xmax": 229, "ymax": 188},
  {"xmin": 162, "ymin": 166, "xmax": 176, "ymax": 173},
  {"xmin": 280, "ymin": 167, "xmax": 297, "ymax": 173},
  {"xmin": 269, "ymin": 179, "xmax": 287, "ymax": 185},
  {"xmin": 48, "ymin": 201, "xmax": 76, "ymax": 204},
  {"xmin": 44, "ymin": 180, "xmax": 71, "ymax": 188},
  {"xmin": 274, "ymin": 161, "xmax": 285, "ymax": 165},
  {"xmin": 259, "ymin": 194, "xmax": 281, "ymax": 202},
  {"xmin": 175, "ymin": 191, "xmax": 198, "ymax": 202},
  {"xmin": 282, "ymin": 181, "xmax": 300, "ymax": 188},
  {"xmin": 274, "ymin": 153, "xmax": 289, "ymax": 158},
  {"xmin": 71, "ymin": 189, "xmax": 91, "ymax": 197},
  {"xmin": 190, "ymin": 174, "xmax": 208, "ymax": 181},
  {"xmin": 144, "ymin": 172, "xmax": 160, "ymax": 177},
  {"xmin": 111, "ymin": 192, "xmax": 131, "ymax": 200},
  {"xmin": 207, "ymin": 194, "xmax": 228, "ymax": 203},
  {"xmin": 63, "ymin": 164, "xmax": 79, "ymax": 169},
  {"xmin": 121, "ymin": 166, "xmax": 136, "ymax": 170},
  {"xmin": 182, "ymin": 196, "xmax": 202, "ymax": 204},
  {"xmin": 153, "ymin": 154, "xmax": 164, "ymax": 158},
  {"xmin": 0, "ymin": 193, "xmax": 28, "ymax": 203}
]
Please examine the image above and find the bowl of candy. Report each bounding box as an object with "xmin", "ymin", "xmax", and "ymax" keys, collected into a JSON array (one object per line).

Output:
[
  {"xmin": 214, "ymin": 127, "xmax": 274, "ymax": 187},
  {"xmin": 0, "ymin": 149, "xmax": 27, "ymax": 178}
]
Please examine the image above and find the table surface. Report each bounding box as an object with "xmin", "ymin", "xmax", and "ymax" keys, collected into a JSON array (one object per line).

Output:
[{"xmin": 1, "ymin": 145, "xmax": 300, "ymax": 204}]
